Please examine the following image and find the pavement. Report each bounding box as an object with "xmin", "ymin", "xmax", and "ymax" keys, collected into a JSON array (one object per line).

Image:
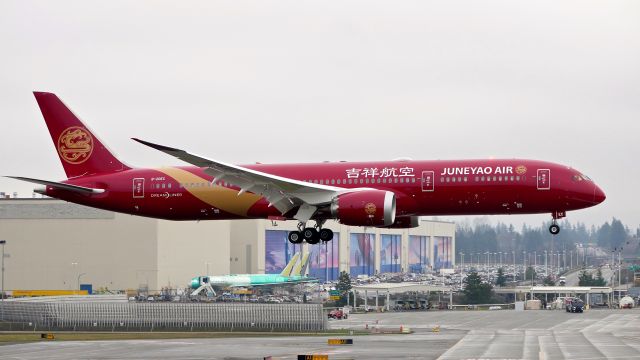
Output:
[{"xmin": 1, "ymin": 309, "xmax": 639, "ymax": 359}]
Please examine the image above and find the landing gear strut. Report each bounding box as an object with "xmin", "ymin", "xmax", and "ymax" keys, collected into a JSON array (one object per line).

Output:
[
  {"xmin": 549, "ymin": 211, "xmax": 565, "ymax": 235},
  {"xmin": 288, "ymin": 220, "xmax": 334, "ymax": 245}
]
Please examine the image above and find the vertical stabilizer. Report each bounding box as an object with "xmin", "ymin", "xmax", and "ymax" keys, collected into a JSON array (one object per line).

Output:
[
  {"xmin": 33, "ymin": 92, "xmax": 130, "ymax": 178},
  {"xmin": 280, "ymin": 253, "xmax": 300, "ymax": 276},
  {"xmin": 293, "ymin": 253, "xmax": 310, "ymax": 276}
]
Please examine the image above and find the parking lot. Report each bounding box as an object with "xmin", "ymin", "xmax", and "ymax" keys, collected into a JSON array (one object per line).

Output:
[{"xmin": 1, "ymin": 309, "xmax": 639, "ymax": 359}]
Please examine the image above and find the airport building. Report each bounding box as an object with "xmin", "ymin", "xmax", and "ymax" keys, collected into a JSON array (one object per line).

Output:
[{"xmin": 0, "ymin": 199, "xmax": 455, "ymax": 293}]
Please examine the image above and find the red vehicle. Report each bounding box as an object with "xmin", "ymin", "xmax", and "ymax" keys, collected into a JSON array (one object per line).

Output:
[
  {"xmin": 9, "ymin": 92, "xmax": 606, "ymax": 244},
  {"xmin": 328, "ymin": 309, "xmax": 347, "ymax": 319}
]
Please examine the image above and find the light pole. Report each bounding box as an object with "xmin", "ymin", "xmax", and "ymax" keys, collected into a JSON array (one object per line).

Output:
[
  {"xmin": 512, "ymin": 251, "xmax": 516, "ymax": 281},
  {"xmin": 544, "ymin": 250, "xmax": 548, "ymax": 277},
  {"xmin": 0, "ymin": 240, "xmax": 6, "ymax": 303},
  {"xmin": 459, "ymin": 252, "xmax": 464, "ymax": 270},
  {"xmin": 77, "ymin": 273, "xmax": 86, "ymax": 291}
]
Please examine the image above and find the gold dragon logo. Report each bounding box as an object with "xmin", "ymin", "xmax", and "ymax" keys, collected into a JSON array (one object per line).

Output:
[
  {"xmin": 364, "ymin": 202, "xmax": 377, "ymax": 216},
  {"xmin": 515, "ymin": 165, "xmax": 527, "ymax": 175},
  {"xmin": 57, "ymin": 127, "xmax": 93, "ymax": 164}
]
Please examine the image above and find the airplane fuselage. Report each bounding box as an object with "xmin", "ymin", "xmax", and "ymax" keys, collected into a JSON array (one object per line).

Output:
[
  {"xmin": 192, "ymin": 274, "xmax": 313, "ymax": 288},
  {"xmin": 44, "ymin": 159, "xmax": 605, "ymax": 222}
]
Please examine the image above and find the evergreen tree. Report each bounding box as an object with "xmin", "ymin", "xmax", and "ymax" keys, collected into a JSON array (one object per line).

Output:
[
  {"xmin": 610, "ymin": 219, "xmax": 628, "ymax": 249},
  {"xmin": 594, "ymin": 268, "xmax": 607, "ymax": 286},
  {"xmin": 543, "ymin": 276, "xmax": 555, "ymax": 286},
  {"xmin": 335, "ymin": 271, "xmax": 352, "ymax": 306},
  {"xmin": 495, "ymin": 268, "xmax": 506, "ymax": 287},
  {"xmin": 525, "ymin": 266, "xmax": 536, "ymax": 283},
  {"xmin": 336, "ymin": 271, "xmax": 352, "ymax": 293},
  {"xmin": 463, "ymin": 271, "xmax": 493, "ymax": 304}
]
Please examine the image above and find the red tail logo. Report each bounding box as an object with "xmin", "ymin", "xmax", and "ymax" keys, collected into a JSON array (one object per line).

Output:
[{"xmin": 57, "ymin": 127, "xmax": 94, "ymax": 164}]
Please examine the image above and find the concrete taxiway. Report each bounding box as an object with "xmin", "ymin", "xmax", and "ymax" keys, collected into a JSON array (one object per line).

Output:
[{"xmin": 1, "ymin": 309, "xmax": 639, "ymax": 359}]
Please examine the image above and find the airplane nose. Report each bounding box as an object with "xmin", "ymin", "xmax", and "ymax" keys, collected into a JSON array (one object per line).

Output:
[{"xmin": 593, "ymin": 184, "xmax": 606, "ymax": 204}]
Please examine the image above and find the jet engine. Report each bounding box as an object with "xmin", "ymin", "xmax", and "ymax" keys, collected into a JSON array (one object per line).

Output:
[{"xmin": 330, "ymin": 190, "xmax": 396, "ymax": 227}]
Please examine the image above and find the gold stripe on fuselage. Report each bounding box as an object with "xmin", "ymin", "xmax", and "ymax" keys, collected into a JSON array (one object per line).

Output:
[{"xmin": 157, "ymin": 167, "xmax": 262, "ymax": 217}]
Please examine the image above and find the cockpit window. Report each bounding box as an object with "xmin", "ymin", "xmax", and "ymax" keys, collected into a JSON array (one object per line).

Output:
[{"xmin": 572, "ymin": 173, "xmax": 592, "ymax": 182}]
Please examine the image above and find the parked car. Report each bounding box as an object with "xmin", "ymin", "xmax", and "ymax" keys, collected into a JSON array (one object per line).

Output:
[
  {"xmin": 566, "ymin": 298, "xmax": 584, "ymax": 313},
  {"xmin": 328, "ymin": 309, "xmax": 348, "ymax": 320}
]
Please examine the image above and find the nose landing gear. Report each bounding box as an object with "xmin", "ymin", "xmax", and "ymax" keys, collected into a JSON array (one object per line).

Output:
[
  {"xmin": 288, "ymin": 220, "xmax": 334, "ymax": 244},
  {"xmin": 549, "ymin": 211, "xmax": 565, "ymax": 235}
]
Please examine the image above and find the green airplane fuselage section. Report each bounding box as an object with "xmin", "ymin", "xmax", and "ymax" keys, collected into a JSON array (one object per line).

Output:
[{"xmin": 190, "ymin": 274, "xmax": 315, "ymax": 289}]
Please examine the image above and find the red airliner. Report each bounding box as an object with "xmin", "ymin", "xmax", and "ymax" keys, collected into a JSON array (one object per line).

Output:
[{"xmin": 8, "ymin": 92, "xmax": 606, "ymax": 244}]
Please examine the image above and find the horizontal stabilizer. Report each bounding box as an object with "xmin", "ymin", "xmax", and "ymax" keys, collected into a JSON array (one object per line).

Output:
[{"xmin": 5, "ymin": 176, "xmax": 105, "ymax": 194}]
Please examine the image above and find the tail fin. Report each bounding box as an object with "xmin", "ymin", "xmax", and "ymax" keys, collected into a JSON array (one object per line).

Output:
[
  {"xmin": 280, "ymin": 253, "xmax": 301, "ymax": 277},
  {"xmin": 33, "ymin": 92, "xmax": 130, "ymax": 178},
  {"xmin": 292, "ymin": 253, "xmax": 310, "ymax": 276}
]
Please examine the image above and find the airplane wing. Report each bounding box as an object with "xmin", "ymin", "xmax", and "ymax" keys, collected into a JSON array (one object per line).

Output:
[
  {"xmin": 133, "ymin": 138, "xmax": 351, "ymax": 221},
  {"xmin": 5, "ymin": 176, "xmax": 105, "ymax": 194}
]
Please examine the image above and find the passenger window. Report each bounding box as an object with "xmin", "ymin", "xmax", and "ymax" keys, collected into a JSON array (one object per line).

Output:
[
  {"xmin": 168, "ymin": 183, "xmax": 172, "ymax": 189},
  {"xmin": 498, "ymin": 176, "xmax": 502, "ymax": 181},
  {"xmin": 451, "ymin": 177, "xmax": 456, "ymax": 183},
  {"xmin": 331, "ymin": 179, "xmax": 335, "ymax": 184},
  {"xmin": 493, "ymin": 176, "xmax": 497, "ymax": 181},
  {"xmin": 516, "ymin": 176, "xmax": 520, "ymax": 181},
  {"xmin": 481, "ymin": 176, "xmax": 485, "ymax": 181},
  {"xmin": 348, "ymin": 179, "xmax": 352, "ymax": 184},
  {"xmin": 440, "ymin": 177, "xmax": 445, "ymax": 182},
  {"xmin": 463, "ymin": 177, "xmax": 467, "ymax": 182},
  {"xmin": 446, "ymin": 177, "xmax": 450, "ymax": 183},
  {"xmin": 360, "ymin": 179, "xmax": 364, "ymax": 184}
]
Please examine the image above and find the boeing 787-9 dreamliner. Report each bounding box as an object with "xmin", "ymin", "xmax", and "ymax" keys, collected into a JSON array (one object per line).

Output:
[{"xmin": 8, "ymin": 92, "xmax": 606, "ymax": 245}]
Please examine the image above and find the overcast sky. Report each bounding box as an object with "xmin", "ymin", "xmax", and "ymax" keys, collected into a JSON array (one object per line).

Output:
[{"xmin": 1, "ymin": 1, "xmax": 638, "ymax": 230}]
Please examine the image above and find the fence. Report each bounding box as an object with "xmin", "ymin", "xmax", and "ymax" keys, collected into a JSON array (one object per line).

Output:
[{"xmin": 0, "ymin": 302, "xmax": 326, "ymax": 332}]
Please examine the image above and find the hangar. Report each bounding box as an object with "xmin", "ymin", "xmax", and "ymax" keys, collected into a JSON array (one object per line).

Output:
[{"xmin": 0, "ymin": 198, "xmax": 455, "ymax": 293}]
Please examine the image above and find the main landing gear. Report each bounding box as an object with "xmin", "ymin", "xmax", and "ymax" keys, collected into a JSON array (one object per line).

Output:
[
  {"xmin": 288, "ymin": 221, "xmax": 334, "ymax": 245},
  {"xmin": 548, "ymin": 211, "xmax": 565, "ymax": 235}
]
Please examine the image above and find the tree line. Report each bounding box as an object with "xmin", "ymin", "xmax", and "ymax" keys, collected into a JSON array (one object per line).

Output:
[{"xmin": 456, "ymin": 218, "xmax": 638, "ymax": 257}]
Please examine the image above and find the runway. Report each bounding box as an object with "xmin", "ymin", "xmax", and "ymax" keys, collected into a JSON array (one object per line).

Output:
[{"xmin": 1, "ymin": 309, "xmax": 639, "ymax": 359}]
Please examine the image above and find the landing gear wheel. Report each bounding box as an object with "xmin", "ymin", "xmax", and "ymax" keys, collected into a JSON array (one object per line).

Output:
[
  {"xmin": 319, "ymin": 228, "xmax": 334, "ymax": 242},
  {"xmin": 303, "ymin": 227, "xmax": 320, "ymax": 244},
  {"xmin": 549, "ymin": 224, "xmax": 560, "ymax": 235},
  {"xmin": 288, "ymin": 231, "xmax": 303, "ymax": 244}
]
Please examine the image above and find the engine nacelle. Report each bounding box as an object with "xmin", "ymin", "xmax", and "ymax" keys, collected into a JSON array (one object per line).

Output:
[
  {"xmin": 381, "ymin": 216, "xmax": 420, "ymax": 229},
  {"xmin": 330, "ymin": 190, "xmax": 396, "ymax": 227}
]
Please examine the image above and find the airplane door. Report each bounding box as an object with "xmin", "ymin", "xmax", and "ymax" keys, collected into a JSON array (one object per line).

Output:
[
  {"xmin": 537, "ymin": 169, "xmax": 550, "ymax": 190},
  {"xmin": 421, "ymin": 170, "xmax": 434, "ymax": 192},
  {"xmin": 132, "ymin": 178, "xmax": 145, "ymax": 198}
]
